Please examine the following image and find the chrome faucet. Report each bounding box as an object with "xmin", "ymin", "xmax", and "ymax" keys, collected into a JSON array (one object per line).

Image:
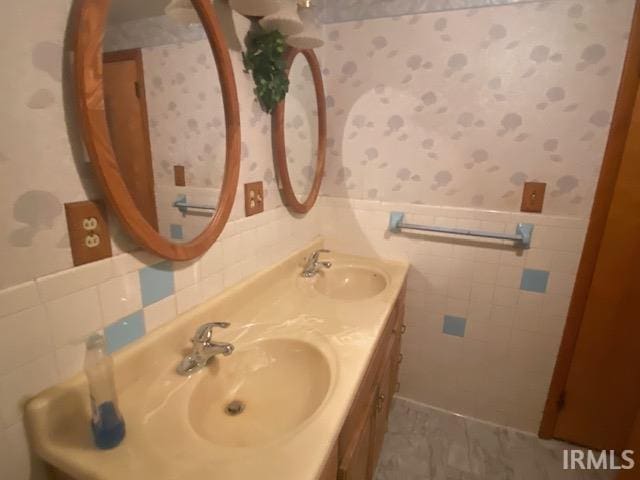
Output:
[
  {"xmin": 302, "ymin": 249, "xmax": 332, "ymax": 278},
  {"xmin": 177, "ymin": 322, "xmax": 234, "ymax": 376}
]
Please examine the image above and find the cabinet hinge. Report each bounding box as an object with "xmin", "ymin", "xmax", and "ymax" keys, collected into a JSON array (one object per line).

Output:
[{"xmin": 134, "ymin": 81, "xmax": 141, "ymax": 98}]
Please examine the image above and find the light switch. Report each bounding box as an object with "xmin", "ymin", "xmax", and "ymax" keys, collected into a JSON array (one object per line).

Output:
[
  {"xmin": 65, "ymin": 200, "xmax": 112, "ymax": 266},
  {"xmin": 174, "ymin": 165, "xmax": 186, "ymax": 187},
  {"xmin": 521, "ymin": 182, "xmax": 546, "ymax": 213}
]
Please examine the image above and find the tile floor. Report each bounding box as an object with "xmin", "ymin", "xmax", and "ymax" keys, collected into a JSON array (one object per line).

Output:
[{"xmin": 375, "ymin": 397, "xmax": 616, "ymax": 480}]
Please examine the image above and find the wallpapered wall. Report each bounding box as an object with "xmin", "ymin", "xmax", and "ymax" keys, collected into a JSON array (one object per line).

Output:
[
  {"xmin": 2, "ymin": 0, "xmax": 630, "ymax": 289},
  {"xmin": 1, "ymin": 0, "xmax": 85, "ymax": 290},
  {"xmin": 320, "ymin": 0, "xmax": 541, "ymax": 23},
  {"xmin": 0, "ymin": 1, "xmax": 280, "ymax": 290},
  {"xmin": 143, "ymin": 40, "xmax": 227, "ymax": 241},
  {"xmin": 142, "ymin": 41, "xmax": 227, "ymax": 191},
  {"xmin": 319, "ymin": 0, "xmax": 631, "ymax": 217}
]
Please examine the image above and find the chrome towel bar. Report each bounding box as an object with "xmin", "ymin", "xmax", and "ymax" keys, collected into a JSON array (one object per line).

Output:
[
  {"xmin": 388, "ymin": 211, "xmax": 533, "ymax": 249},
  {"xmin": 173, "ymin": 195, "xmax": 216, "ymax": 215}
]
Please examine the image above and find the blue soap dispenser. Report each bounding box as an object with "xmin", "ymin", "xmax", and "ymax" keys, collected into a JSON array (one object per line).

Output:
[{"xmin": 84, "ymin": 333, "xmax": 126, "ymax": 449}]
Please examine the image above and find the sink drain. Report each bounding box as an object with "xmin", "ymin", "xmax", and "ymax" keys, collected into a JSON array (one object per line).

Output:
[{"xmin": 225, "ymin": 400, "xmax": 246, "ymax": 416}]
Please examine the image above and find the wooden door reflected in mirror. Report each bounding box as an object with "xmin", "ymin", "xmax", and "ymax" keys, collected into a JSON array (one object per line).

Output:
[{"xmin": 103, "ymin": 49, "xmax": 158, "ymax": 230}]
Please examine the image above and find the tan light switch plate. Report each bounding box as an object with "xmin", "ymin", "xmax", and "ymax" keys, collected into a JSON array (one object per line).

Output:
[
  {"xmin": 244, "ymin": 181, "xmax": 264, "ymax": 217},
  {"xmin": 65, "ymin": 200, "xmax": 112, "ymax": 266},
  {"xmin": 521, "ymin": 182, "xmax": 546, "ymax": 213},
  {"xmin": 174, "ymin": 165, "xmax": 186, "ymax": 186}
]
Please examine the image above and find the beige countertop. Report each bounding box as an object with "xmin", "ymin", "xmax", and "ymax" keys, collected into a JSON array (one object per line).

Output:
[{"xmin": 26, "ymin": 238, "xmax": 408, "ymax": 480}]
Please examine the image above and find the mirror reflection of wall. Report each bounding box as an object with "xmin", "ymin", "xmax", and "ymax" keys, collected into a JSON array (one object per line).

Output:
[
  {"xmin": 103, "ymin": 0, "xmax": 226, "ymax": 243},
  {"xmin": 283, "ymin": 55, "xmax": 319, "ymax": 203}
]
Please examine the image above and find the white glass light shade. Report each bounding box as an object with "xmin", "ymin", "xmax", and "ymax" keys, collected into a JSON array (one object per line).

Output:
[
  {"xmin": 165, "ymin": 0, "xmax": 200, "ymax": 26},
  {"xmin": 229, "ymin": 0, "xmax": 281, "ymax": 17},
  {"xmin": 259, "ymin": 0, "xmax": 304, "ymax": 36},
  {"xmin": 286, "ymin": 6, "xmax": 323, "ymax": 49}
]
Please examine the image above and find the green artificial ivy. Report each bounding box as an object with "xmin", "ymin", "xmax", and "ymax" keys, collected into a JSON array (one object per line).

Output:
[{"xmin": 243, "ymin": 30, "xmax": 290, "ymax": 114}]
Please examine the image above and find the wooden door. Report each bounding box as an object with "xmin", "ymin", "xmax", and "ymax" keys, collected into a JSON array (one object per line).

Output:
[
  {"xmin": 103, "ymin": 49, "xmax": 158, "ymax": 229},
  {"xmin": 552, "ymin": 81, "xmax": 640, "ymax": 451},
  {"xmin": 618, "ymin": 412, "xmax": 640, "ymax": 479}
]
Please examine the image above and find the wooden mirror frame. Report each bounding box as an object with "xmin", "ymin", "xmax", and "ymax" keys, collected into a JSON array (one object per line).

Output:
[
  {"xmin": 74, "ymin": 0, "xmax": 241, "ymax": 260},
  {"xmin": 272, "ymin": 48, "xmax": 327, "ymax": 214}
]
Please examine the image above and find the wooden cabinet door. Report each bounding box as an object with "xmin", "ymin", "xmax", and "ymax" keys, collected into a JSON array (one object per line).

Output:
[
  {"xmin": 388, "ymin": 337, "xmax": 401, "ymax": 407},
  {"xmin": 338, "ymin": 408, "xmax": 373, "ymax": 480},
  {"xmin": 370, "ymin": 340, "xmax": 395, "ymax": 472},
  {"xmin": 319, "ymin": 444, "xmax": 339, "ymax": 480},
  {"xmin": 389, "ymin": 301, "xmax": 405, "ymax": 402},
  {"xmin": 371, "ymin": 384, "xmax": 389, "ymax": 470},
  {"xmin": 338, "ymin": 292, "xmax": 406, "ymax": 480}
]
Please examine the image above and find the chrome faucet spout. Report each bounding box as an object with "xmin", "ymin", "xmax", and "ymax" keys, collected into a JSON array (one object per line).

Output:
[
  {"xmin": 177, "ymin": 322, "xmax": 234, "ymax": 376},
  {"xmin": 302, "ymin": 249, "xmax": 332, "ymax": 278}
]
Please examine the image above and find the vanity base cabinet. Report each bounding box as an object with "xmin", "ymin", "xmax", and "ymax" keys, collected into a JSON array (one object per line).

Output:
[{"xmin": 337, "ymin": 288, "xmax": 406, "ymax": 480}]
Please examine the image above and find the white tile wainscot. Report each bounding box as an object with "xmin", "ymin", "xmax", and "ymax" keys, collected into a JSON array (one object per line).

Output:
[{"xmin": 317, "ymin": 196, "xmax": 587, "ymax": 432}]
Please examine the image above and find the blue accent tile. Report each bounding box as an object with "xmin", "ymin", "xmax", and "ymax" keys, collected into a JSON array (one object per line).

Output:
[
  {"xmin": 520, "ymin": 268, "xmax": 550, "ymax": 293},
  {"xmin": 443, "ymin": 315, "xmax": 466, "ymax": 338},
  {"xmin": 139, "ymin": 261, "xmax": 175, "ymax": 307},
  {"xmin": 105, "ymin": 311, "xmax": 145, "ymax": 354},
  {"xmin": 170, "ymin": 224, "xmax": 183, "ymax": 240}
]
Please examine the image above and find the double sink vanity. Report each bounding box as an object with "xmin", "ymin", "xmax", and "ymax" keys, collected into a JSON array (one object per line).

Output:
[
  {"xmin": 39, "ymin": 0, "xmax": 409, "ymax": 477},
  {"xmin": 26, "ymin": 240, "xmax": 408, "ymax": 480}
]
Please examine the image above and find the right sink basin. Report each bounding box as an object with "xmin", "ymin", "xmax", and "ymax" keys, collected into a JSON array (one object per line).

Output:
[{"xmin": 313, "ymin": 265, "xmax": 389, "ymax": 301}]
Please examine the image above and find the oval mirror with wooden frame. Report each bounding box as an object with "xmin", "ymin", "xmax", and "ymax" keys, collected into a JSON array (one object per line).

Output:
[
  {"xmin": 74, "ymin": 0, "xmax": 241, "ymax": 260},
  {"xmin": 272, "ymin": 48, "xmax": 326, "ymax": 214}
]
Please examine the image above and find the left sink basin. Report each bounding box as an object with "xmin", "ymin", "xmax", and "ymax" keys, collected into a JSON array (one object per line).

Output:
[{"xmin": 188, "ymin": 338, "xmax": 332, "ymax": 448}]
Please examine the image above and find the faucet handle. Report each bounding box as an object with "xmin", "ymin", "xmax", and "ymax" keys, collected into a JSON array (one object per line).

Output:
[
  {"xmin": 311, "ymin": 249, "xmax": 331, "ymax": 261},
  {"xmin": 192, "ymin": 322, "xmax": 230, "ymax": 344}
]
